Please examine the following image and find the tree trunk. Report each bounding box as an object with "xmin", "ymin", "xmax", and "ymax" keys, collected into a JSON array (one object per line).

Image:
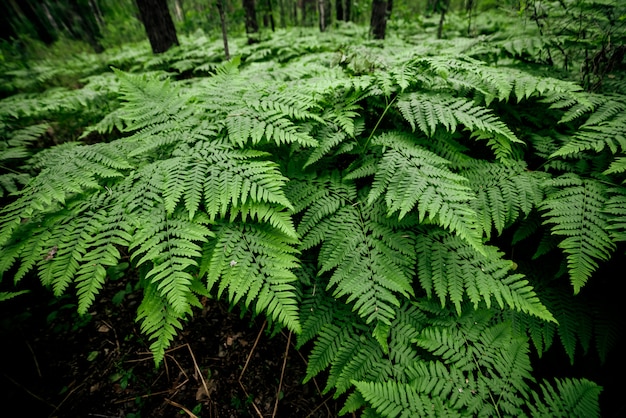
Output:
[
  {"xmin": 216, "ymin": 0, "xmax": 230, "ymax": 60},
  {"xmin": 173, "ymin": 0, "xmax": 184, "ymax": 21},
  {"xmin": 336, "ymin": 0, "xmax": 343, "ymax": 22},
  {"xmin": 135, "ymin": 0, "xmax": 179, "ymax": 54},
  {"xmin": 318, "ymin": 0, "xmax": 330, "ymax": 32},
  {"xmin": 436, "ymin": 0, "xmax": 449, "ymax": 39},
  {"xmin": 370, "ymin": 0, "xmax": 388, "ymax": 40},
  {"xmin": 243, "ymin": 0, "xmax": 259, "ymax": 44},
  {"xmin": 21, "ymin": 0, "xmax": 58, "ymax": 45},
  {"xmin": 278, "ymin": 0, "xmax": 286, "ymax": 27},
  {"xmin": 68, "ymin": 0, "xmax": 104, "ymax": 53},
  {"xmin": 345, "ymin": 0, "xmax": 351, "ymax": 21},
  {"xmin": 264, "ymin": 0, "xmax": 275, "ymax": 31}
]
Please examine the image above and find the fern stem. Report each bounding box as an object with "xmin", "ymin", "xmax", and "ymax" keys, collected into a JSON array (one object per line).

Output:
[
  {"xmin": 362, "ymin": 93, "xmax": 398, "ymax": 151},
  {"xmin": 0, "ymin": 164, "xmax": 23, "ymax": 175},
  {"xmin": 463, "ymin": 331, "xmax": 503, "ymax": 418}
]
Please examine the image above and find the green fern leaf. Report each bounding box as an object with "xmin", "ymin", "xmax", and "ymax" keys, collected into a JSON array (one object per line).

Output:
[
  {"xmin": 463, "ymin": 160, "xmax": 547, "ymax": 238},
  {"xmin": 200, "ymin": 221, "xmax": 301, "ymax": 333},
  {"xmin": 136, "ymin": 279, "xmax": 195, "ymax": 365},
  {"xmin": 541, "ymin": 174, "xmax": 615, "ymax": 293},
  {"xmin": 310, "ymin": 198, "xmax": 416, "ymax": 325},
  {"xmin": 353, "ymin": 380, "xmax": 461, "ymax": 418},
  {"xmin": 396, "ymin": 91, "xmax": 522, "ymax": 159},
  {"xmin": 367, "ymin": 132, "xmax": 483, "ymax": 252},
  {"xmin": 528, "ymin": 378, "xmax": 602, "ymax": 418},
  {"xmin": 129, "ymin": 207, "xmax": 213, "ymax": 315},
  {"xmin": 416, "ymin": 229, "xmax": 556, "ymax": 322}
]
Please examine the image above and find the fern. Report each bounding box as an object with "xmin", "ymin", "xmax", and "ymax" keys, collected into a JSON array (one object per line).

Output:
[
  {"xmin": 463, "ymin": 160, "xmax": 547, "ymax": 238},
  {"xmin": 199, "ymin": 221, "xmax": 301, "ymax": 333},
  {"xmin": 1, "ymin": 26, "xmax": 622, "ymax": 416},
  {"xmin": 415, "ymin": 229, "xmax": 555, "ymax": 322},
  {"xmin": 528, "ymin": 378, "xmax": 602, "ymax": 418},
  {"xmin": 363, "ymin": 132, "xmax": 483, "ymax": 251},
  {"xmin": 396, "ymin": 91, "xmax": 522, "ymax": 160},
  {"xmin": 541, "ymin": 174, "xmax": 616, "ymax": 293},
  {"xmin": 295, "ymin": 178, "xmax": 416, "ymax": 325}
]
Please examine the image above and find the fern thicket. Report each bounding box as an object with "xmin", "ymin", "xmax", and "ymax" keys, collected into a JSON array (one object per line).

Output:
[{"xmin": 1, "ymin": 25, "xmax": 624, "ymax": 416}]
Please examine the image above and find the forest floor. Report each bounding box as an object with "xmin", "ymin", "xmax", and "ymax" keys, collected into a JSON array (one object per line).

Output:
[{"xmin": 0, "ymin": 277, "xmax": 343, "ymax": 418}]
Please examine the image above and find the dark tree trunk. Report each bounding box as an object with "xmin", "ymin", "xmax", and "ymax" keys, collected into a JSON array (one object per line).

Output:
[
  {"xmin": 303, "ymin": 0, "xmax": 316, "ymax": 26},
  {"xmin": 336, "ymin": 0, "xmax": 343, "ymax": 21},
  {"xmin": 345, "ymin": 0, "xmax": 351, "ymax": 21},
  {"xmin": 386, "ymin": 0, "xmax": 392, "ymax": 17},
  {"xmin": 216, "ymin": 0, "xmax": 230, "ymax": 59},
  {"xmin": 370, "ymin": 0, "xmax": 388, "ymax": 40},
  {"xmin": 264, "ymin": 0, "xmax": 275, "ymax": 31},
  {"xmin": 135, "ymin": 0, "xmax": 179, "ymax": 54},
  {"xmin": 293, "ymin": 0, "xmax": 298, "ymax": 25},
  {"xmin": 436, "ymin": 0, "xmax": 449, "ymax": 39},
  {"xmin": 243, "ymin": 0, "xmax": 259, "ymax": 44},
  {"xmin": 67, "ymin": 0, "xmax": 104, "ymax": 53},
  {"xmin": 278, "ymin": 0, "xmax": 286, "ymax": 27},
  {"xmin": 20, "ymin": 0, "xmax": 58, "ymax": 45},
  {"xmin": 0, "ymin": 1, "xmax": 19, "ymax": 41}
]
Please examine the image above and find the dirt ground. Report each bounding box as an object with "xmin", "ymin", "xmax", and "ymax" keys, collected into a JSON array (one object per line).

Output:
[{"xmin": 0, "ymin": 278, "xmax": 344, "ymax": 418}]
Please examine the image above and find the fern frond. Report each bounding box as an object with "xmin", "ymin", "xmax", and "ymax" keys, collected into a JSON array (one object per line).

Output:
[
  {"xmin": 551, "ymin": 96, "xmax": 626, "ymax": 158},
  {"xmin": 353, "ymin": 380, "xmax": 459, "ymax": 418},
  {"xmin": 541, "ymin": 174, "xmax": 615, "ymax": 293},
  {"xmin": 304, "ymin": 195, "xmax": 416, "ymax": 325},
  {"xmin": 603, "ymin": 155, "xmax": 626, "ymax": 178},
  {"xmin": 129, "ymin": 206, "xmax": 212, "ymax": 315},
  {"xmin": 225, "ymin": 104, "xmax": 318, "ymax": 147},
  {"xmin": 412, "ymin": 315, "xmax": 534, "ymax": 416},
  {"xmin": 200, "ymin": 221, "xmax": 301, "ymax": 333},
  {"xmin": 464, "ymin": 160, "xmax": 547, "ymax": 238},
  {"xmin": 396, "ymin": 91, "xmax": 522, "ymax": 160},
  {"xmin": 368, "ymin": 132, "xmax": 483, "ymax": 252},
  {"xmin": 604, "ymin": 187, "xmax": 626, "ymax": 241},
  {"xmin": 304, "ymin": 125, "xmax": 350, "ymax": 168},
  {"xmin": 136, "ymin": 279, "xmax": 195, "ymax": 365},
  {"xmin": 305, "ymin": 301, "xmax": 425, "ymax": 400},
  {"xmin": 0, "ymin": 290, "xmax": 30, "ymax": 301},
  {"xmin": 285, "ymin": 172, "xmax": 357, "ymax": 247},
  {"xmin": 114, "ymin": 69, "xmax": 188, "ymax": 132},
  {"xmin": 528, "ymin": 378, "xmax": 602, "ymax": 418},
  {"xmin": 155, "ymin": 142, "xmax": 295, "ymax": 223},
  {"xmin": 416, "ymin": 229, "xmax": 555, "ymax": 322}
]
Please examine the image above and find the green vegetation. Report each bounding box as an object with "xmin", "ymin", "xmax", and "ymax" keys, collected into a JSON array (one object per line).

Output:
[{"xmin": 1, "ymin": 2, "xmax": 625, "ymax": 416}]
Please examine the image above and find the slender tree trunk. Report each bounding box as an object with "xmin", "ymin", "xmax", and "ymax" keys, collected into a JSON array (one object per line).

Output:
[
  {"xmin": 173, "ymin": 0, "xmax": 184, "ymax": 21},
  {"xmin": 318, "ymin": 0, "xmax": 330, "ymax": 32},
  {"xmin": 243, "ymin": 0, "xmax": 259, "ymax": 43},
  {"xmin": 345, "ymin": 0, "xmax": 351, "ymax": 21},
  {"xmin": 370, "ymin": 0, "xmax": 388, "ymax": 40},
  {"xmin": 135, "ymin": 0, "xmax": 179, "ymax": 53},
  {"xmin": 436, "ymin": 0, "xmax": 449, "ymax": 39},
  {"xmin": 216, "ymin": 0, "xmax": 230, "ymax": 59},
  {"xmin": 89, "ymin": 0, "xmax": 104, "ymax": 26}
]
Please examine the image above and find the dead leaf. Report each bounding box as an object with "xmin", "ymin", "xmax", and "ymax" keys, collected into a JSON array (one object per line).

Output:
[
  {"xmin": 97, "ymin": 324, "xmax": 111, "ymax": 333},
  {"xmin": 44, "ymin": 245, "xmax": 58, "ymax": 261}
]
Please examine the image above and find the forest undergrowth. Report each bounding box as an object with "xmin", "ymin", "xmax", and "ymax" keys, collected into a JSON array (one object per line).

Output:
[{"xmin": 1, "ymin": 12, "xmax": 625, "ymax": 417}]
